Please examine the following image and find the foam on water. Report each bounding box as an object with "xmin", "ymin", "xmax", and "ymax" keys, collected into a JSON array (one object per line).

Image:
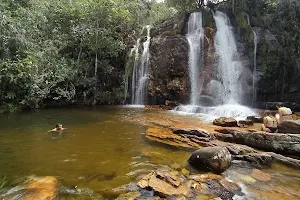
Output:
[
  {"xmin": 173, "ymin": 104, "xmax": 257, "ymax": 122},
  {"xmin": 122, "ymin": 105, "xmax": 145, "ymax": 109}
]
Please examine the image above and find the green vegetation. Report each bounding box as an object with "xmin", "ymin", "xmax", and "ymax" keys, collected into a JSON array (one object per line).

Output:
[
  {"xmin": 1, "ymin": 0, "xmax": 300, "ymax": 112},
  {"xmin": 0, "ymin": 0, "xmax": 175, "ymax": 112}
]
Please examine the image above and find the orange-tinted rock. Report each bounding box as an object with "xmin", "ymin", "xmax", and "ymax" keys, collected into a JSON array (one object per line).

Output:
[
  {"xmin": 213, "ymin": 117, "xmax": 237, "ymax": 127},
  {"xmin": 251, "ymin": 169, "xmax": 271, "ymax": 182},
  {"xmin": 156, "ymin": 169, "xmax": 181, "ymax": 187},
  {"xmin": 24, "ymin": 176, "xmax": 58, "ymax": 200},
  {"xmin": 190, "ymin": 173, "xmax": 223, "ymax": 182},
  {"xmin": 148, "ymin": 176, "xmax": 189, "ymax": 197}
]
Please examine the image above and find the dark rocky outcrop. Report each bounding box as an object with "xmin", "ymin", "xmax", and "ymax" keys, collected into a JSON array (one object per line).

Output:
[
  {"xmin": 237, "ymin": 120, "xmax": 254, "ymax": 127},
  {"xmin": 213, "ymin": 117, "xmax": 238, "ymax": 127},
  {"xmin": 246, "ymin": 116, "xmax": 263, "ymax": 123},
  {"xmin": 189, "ymin": 147, "xmax": 232, "ymax": 173},
  {"xmin": 215, "ymin": 129, "xmax": 300, "ymax": 155},
  {"xmin": 232, "ymin": 153, "xmax": 273, "ymax": 167},
  {"xmin": 278, "ymin": 120, "xmax": 300, "ymax": 134},
  {"xmin": 148, "ymin": 36, "xmax": 189, "ymax": 105}
]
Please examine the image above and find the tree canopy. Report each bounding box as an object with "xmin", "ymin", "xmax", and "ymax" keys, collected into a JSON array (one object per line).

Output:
[{"xmin": 0, "ymin": 0, "xmax": 175, "ymax": 112}]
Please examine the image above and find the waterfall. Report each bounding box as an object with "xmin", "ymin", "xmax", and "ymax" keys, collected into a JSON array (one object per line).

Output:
[
  {"xmin": 174, "ymin": 11, "xmax": 257, "ymax": 119},
  {"xmin": 130, "ymin": 25, "xmax": 151, "ymax": 105},
  {"xmin": 252, "ymin": 30, "xmax": 258, "ymax": 106},
  {"xmin": 213, "ymin": 11, "xmax": 244, "ymax": 104},
  {"xmin": 186, "ymin": 12, "xmax": 204, "ymax": 105},
  {"xmin": 124, "ymin": 48, "xmax": 136, "ymax": 103},
  {"xmin": 245, "ymin": 13, "xmax": 250, "ymax": 26},
  {"xmin": 130, "ymin": 38, "xmax": 141, "ymax": 104},
  {"xmin": 245, "ymin": 13, "xmax": 259, "ymax": 106}
]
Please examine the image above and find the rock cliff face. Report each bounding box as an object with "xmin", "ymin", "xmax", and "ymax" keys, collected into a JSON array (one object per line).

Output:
[
  {"xmin": 147, "ymin": 10, "xmax": 252, "ymax": 105},
  {"xmin": 147, "ymin": 16, "xmax": 189, "ymax": 105},
  {"xmin": 148, "ymin": 36, "xmax": 189, "ymax": 104}
]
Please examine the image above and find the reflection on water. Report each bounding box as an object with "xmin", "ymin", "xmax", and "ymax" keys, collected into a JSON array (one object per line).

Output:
[
  {"xmin": 0, "ymin": 107, "xmax": 190, "ymax": 198},
  {"xmin": 0, "ymin": 106, "xmax": 299, "ymax": 199}
]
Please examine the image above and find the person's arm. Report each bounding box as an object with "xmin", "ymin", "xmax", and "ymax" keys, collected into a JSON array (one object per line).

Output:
[{"xmin": 47, "ymin": 128, "xmax": 56, "ymax": 132}]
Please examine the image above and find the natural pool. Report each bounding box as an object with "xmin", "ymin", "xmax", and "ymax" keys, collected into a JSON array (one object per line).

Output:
[
  {"xmin": 0, "ymin": 106, "xmax": 299, "ymax": 199},
  {"xmin": 0, "ymin": 106, "xmax": 190, "ymax": 198}
]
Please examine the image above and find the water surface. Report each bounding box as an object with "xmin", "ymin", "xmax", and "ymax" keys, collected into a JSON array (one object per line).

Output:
[
  {"xmin": 0, "ymin": 106, "xmax": 299, "ymax": 199},
  {"xmin": 0, "ymin": 107, "xmax": 190, "ymax": 198}
]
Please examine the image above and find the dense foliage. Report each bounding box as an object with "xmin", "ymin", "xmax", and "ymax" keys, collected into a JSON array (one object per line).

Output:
[{"xmin": 0, "ymin": 0, "xmax": 174, "ymax": 112}]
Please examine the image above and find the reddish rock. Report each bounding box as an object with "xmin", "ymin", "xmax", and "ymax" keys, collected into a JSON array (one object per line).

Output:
[{"xmin": 251, "ymin": 169, "xmax": 271, "ymax": 182}]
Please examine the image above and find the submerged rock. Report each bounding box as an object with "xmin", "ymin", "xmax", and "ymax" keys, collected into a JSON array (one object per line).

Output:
[
  {"xmin": 278, "ymin": 120, "xmax": 300, "ymax": 134},
  {"xmin": 188, "ymin": 147, "xmax": 232, "ymax": 173},
  {"xmin": 213, "ymin": 117, "xmax": 237, "ymax": 127},
  {"xmin": 116, "ymin": 191, "xmax": 141, "ymax": 200},
  {"xmin": 0, "ymin": 176, "xmax": 58, "ymax": 200},
  {"xmin": 251, "ymin": 169, "xmax": 271, "ymax": 182},
  {"xmin": 219, "ymin": 179, "xmax": 242, "ymax": 195},
  {"xmin": 189, "ymin": 173, "xmax": 223, "ymax": 182}
]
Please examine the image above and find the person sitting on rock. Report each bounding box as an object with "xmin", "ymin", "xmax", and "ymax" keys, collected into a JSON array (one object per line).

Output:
[
  {"xmin": 48, "ymin": 123, "xmax": 67, "ymax": 132},
  {"xmin": 261, "ymin": 111, "xmax": 278, "ymax": 133},
  {"xmin": 275, "ymin": 105, "xmax": 294, "ymax": 124}
]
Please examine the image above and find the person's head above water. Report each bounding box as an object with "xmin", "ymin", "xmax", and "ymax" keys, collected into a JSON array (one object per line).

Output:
[
  {"xmin": 56, "ymin": 123, "xmax": 63, "ymax": 130},
  {"xmin": 276, "ymin": 103, "xmax": 284, "ymax": 110}
]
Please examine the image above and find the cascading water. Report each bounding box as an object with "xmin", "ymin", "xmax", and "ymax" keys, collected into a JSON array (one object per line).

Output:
[
  {"xmin": 128, "ymin": 25, "xmax": 151, "ymax": 105},
  {"xmin": 174, "ymin": 11, "xmax": 257, "ymax": 119},
  {"xmin": 213, "ymin": 11, "xmax": 244, "ymax": 104},
  {"xmin": 252, "ymin": 30, "xmax": 258, "ymax": 106},
  {"xmin": 245, "ymin": 13, "xmax": 259, "ymax": 106},
  {"xmin": 130, "ymin": 38, "xmax": 141, "ymax": 104},
  {"xmin": 186, "ymin": 12, "xmax": 204, "ymax": 105},
  {"xmin": 124, "ymin": 48, "xmax": 136, "ymax": 103}
]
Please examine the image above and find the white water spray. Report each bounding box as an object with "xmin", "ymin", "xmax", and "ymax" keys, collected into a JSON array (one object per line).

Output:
[
  {"xmin": 186, "ymin": 12, "xmax": 204, "ymax": 105},
  {"xmin": 252, "ymin": 30, "xmax": 258, "ymax": 106},
  {"xmin": 213, "ymin": 11, "xmax": 244, "ymax": 104},
  {"xmin": 130, "ymin": 25, "xmax": 151, "ymax": 105}
]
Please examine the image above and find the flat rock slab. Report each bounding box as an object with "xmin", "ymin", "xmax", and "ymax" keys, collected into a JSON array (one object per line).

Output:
[{"xmin": 138, "ymin": 170, "xmax": 189, "ymax": 198}]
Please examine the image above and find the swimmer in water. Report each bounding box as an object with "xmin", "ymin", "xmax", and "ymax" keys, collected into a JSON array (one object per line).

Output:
[{"xmin": 48, "ymin": 123, "xmax": 67, "ymax": 132}]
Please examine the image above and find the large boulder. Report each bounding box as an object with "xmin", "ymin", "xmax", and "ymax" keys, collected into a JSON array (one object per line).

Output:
[
  {"xmin": 213, "ymin": 117, "xmax": 237, "ymax": 127},
  {"xmin": 188, "ymin": 147, "xmax": 232, "ymax": 173},
  {"xmin": 278, "ymin": 120, "xmax": 300, "ymax": 134}
]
